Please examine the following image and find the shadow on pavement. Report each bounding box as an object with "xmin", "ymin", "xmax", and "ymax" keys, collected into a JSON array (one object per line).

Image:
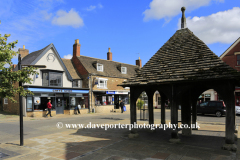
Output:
[{"xmin": 62, "ymin": 128, "xmax": 235, "ymax": 160}]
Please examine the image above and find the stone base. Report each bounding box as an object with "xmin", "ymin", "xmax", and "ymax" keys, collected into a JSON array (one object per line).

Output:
[
  {"xmin": 169, "ymin": 138, "xmax": 181, "ymax": 143},
  {"xmin": 128, "ymin": 133, "xmax": 139, "ymax": 138},
  {"xmin": 222, "ymin": 144, "xmax": 237, "ymax": 151}
]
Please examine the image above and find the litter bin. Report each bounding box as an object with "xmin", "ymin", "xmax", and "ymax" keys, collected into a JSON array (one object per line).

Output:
[{"xmin": 140, "ymin": 108, "xmax": 149, "ymax": 120}]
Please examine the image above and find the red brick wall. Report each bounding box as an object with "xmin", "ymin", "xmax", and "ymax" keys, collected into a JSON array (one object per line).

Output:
[
  {"xmin": 3, "ymin": 82, "xmax": 20, "ymax": 115},
  {"xmin": 222, "ymin": 41, "xmax": 240, "ymax": 71}
]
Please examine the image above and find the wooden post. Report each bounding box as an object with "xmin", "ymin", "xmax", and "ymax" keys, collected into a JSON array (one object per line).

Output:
[
  {"xmin": 222, "ymin": 82, "xmax": 236, "ymax": 151},
  {"xmin": 161, "ymin": 92, "xmax": 166, "ymax": 124},
  {"xmin": 225, "ymin": 90, "xmax": 235, "ymax": 144},
  {"xmin": 191, "ymin": 99, "xmax": 198, "ymax": 130},
  {"xmin": 146, "ymin": 90, "xmax": 154, "ymax": 125},
  {"xmin": 181, "ymin": 92, "xmax": 192, "ymax": 135},
  {"xmin": 170, "ymin": 85, "xmax": 179, "ymax": 140},
  {"xmin": 130, "ymin": 88, "xmax": 137, "ymax": 126}
]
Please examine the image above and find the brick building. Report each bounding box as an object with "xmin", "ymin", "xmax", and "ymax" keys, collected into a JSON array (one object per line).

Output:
[
  {"xmin": 220, "ymin": 37, "xmax": 240, "ymax": 106},
  {"xmin": 71, "ymin": 39, "xmax": 140, "ymax": 113}
]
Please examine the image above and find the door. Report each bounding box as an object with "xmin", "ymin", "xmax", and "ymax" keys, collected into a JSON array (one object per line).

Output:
[{"xmin": 56, "ymin": 97, "xmax": 64, "ymax": 114}]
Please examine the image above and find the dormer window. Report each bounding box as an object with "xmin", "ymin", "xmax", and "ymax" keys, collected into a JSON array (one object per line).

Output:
[
  {"xmin": 235, "ymin": 52, "xmax": 240, "ymax": 66},
  {"xmin": 97, "ymin": 63, "xmax": 103, "ymax": 72},
  {"xmin": 121, "ymin": 67, "xmax": 127, "ymax": 74}
]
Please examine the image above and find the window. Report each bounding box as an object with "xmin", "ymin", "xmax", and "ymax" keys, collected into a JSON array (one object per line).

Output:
[
  {"xmin": 97, "ymin": 63, "xmax": 103, "ymax": 72},
  {"xmin": 42, "ymin": 71, "xmax": 63, "ymax": 87},
  {"xmin": 121, "ymin": 67, "xmax": 127, "ymax": 74},
  {"xmin": 237, "ymin": 55, "xmax": 240, "ymax": 65},
  {"xmin": 97, "ymin": 78, "xmax": 108, "ymax": 89},
  {"xmin": 73, "ymin": 80, "xmax": 82, "ymax": 88},
  {"xmin": 49, "ymin": 72, "xmax": 62, "ymax": 86},
  {"xmin": 4, "ymin": 98, "xmax": 8, "ymax": 104}
]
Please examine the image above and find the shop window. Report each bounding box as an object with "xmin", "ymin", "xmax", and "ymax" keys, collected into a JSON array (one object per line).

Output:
[
  {"xmin": 237, "ymin": 55, "xmax": 240, "ymax": 65},
  {"xmin": 97, "ymin": 63, "xmax": 103, "ymax": 72},
  {"xmin": 121, "ymin": 67, "xmax": 127, "ymax": 74},
  {"xmin": 42, "ymin": 71, "xmax": 62, "ymax": 87},
  {"xmin": 97, "ymin": 78, "xmax": 108, "ymax": 89},
  {"xmin": 73, "ymin": 80, "xmax": 82, "ymax": 88},
  {"xmin": 4, "ymin": 98, "xmax": 8, "ymax": 104}
]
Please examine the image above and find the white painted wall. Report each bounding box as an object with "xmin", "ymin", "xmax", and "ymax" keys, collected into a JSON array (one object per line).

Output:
[{"xmin": 24, "ymin": 48, "xmax": 72, "ymax": 87}]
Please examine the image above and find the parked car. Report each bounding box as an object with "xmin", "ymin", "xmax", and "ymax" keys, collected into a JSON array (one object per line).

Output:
[{"xmin": 197, "ymin": 101, "xmax": 226, "ymax": 117}]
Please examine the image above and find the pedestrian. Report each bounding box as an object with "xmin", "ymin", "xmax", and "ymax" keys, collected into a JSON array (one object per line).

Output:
[
  {"xmin": 46, "ymin": 100, "xmax": 52, "ymax": 117},
  {"xmin": 120, "ymin": 100, "xmax": 124, "ymax": 113},
  {"xmin": 74, "ymin": 103, "xmax": 81, "ymax": 114}
]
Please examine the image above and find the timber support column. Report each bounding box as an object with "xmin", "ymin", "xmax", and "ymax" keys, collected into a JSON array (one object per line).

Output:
[
  {"xmin": 191, "ymin": 98, "xmax": 198, "ymax": 130},
  {"xmin": 181, "ymin": 92, "xmax": 192, "ymax": 136},
  {"xmin": 146, "ymin": 90, "xmax": 155, "ymax": 125},
  {"xmin": 160, "ymin": 92, "xmax": 166, "ymax": 124},
  {"xmin": 222, "ymin": 82, "xmax": 237, "ymax": 151},
  {"xmin": 169, "ymin": 85, "xmax": 180, "ymax": 142},
  {"xmin": 129, "ymin": 87, "xmax": 141, "ymax": 136}
]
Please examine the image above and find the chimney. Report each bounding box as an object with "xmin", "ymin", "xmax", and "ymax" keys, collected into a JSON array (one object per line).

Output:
[
  {"xmin": 107, "ymin": 47, "xmax": 112, "ymax": 60},
  {"xmin": 136, "ymin": 57, "xmax": 142, "ymax": 68},
  {"xmin": 181, "ymin": 7, "xmax": 187, "ymax": 29},
  {"xmin": 18, "ymin": 45, "xmax": 29, "ymax": 59},
  {"xmin": 73, "ymin": 39, "xmax": 81, "ymax": 58}
]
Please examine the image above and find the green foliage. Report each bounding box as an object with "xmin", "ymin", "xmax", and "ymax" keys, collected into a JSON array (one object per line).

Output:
[
  {"xmin": 137, "ymin": 99, "xmax": 144, "ymax": 110},
  {"xmin": 0, "ymin": 24, "xmax": 38, "ymax": 102}
]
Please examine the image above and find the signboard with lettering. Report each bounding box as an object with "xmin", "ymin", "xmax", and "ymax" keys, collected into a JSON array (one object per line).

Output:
[{"xmin": 106, "ymin": 91, "xmax": 115, "ymax": 94}]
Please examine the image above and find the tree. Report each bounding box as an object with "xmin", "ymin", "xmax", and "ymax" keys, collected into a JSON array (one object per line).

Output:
[{"xmin": 0, "ymin": 22, "xmax": 38, "ymax": 102}]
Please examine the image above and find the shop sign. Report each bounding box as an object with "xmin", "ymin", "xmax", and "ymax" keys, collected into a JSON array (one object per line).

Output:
[
  {"xmin": 76, "ymin": 93, "xmax": 83, "ymax": 97},
  {"xmin": 106, "ymin": 91, "xmax": 115, "ymax": 94},
  {"xmin": 205, "ymin": 94, "xmax": 211, "ymax": 97},
  {"xmin": 115, "ymin": 91, "xmax": 128, "ymax": 94},
  {"xmin": 53, "ymin": 89, "xmax": 72, "ymax": 93},
  {"xmin": 34, "ymin": 97, "xmax": 41, "ymax": 105}
]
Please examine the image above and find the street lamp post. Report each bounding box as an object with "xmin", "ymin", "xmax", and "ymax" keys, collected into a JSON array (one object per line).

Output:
[
  {"xmin": 18, "ymin": 54, "xmax": 23, "ymax": 146},
  {"xmin": 17, "ymin": 54, "xmax": 46, "ymax": 146}
]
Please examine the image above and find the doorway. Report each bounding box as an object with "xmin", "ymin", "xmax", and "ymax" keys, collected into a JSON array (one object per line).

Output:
[{"xmin": 56, "ymin": 97, "xmax": 64, "ymax": 114}]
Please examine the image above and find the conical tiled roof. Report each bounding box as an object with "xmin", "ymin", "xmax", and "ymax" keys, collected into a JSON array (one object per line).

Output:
[{"xmin": 121, "ymin": 28, "xmax": 240, "ymax": 86}]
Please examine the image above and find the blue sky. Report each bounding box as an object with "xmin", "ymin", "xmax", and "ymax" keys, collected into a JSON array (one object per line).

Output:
[{"xmin": 1, "ymin": 0, "xmax": 240, "ymax": 67}]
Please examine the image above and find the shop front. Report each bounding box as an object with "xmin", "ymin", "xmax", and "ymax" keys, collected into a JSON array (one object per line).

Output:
[
  {"xmin": 93, "ymin": 90, "xmax": 130, "ymax": 113},
  {"xmin": 24, "ymin": 87, "xmax": 89, "ymax": 117}
]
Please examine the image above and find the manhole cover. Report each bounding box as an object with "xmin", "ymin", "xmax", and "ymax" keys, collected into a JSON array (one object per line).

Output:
[{"xmin": 0, "ymin": 152, "xmax": 9, "ymax": 158}]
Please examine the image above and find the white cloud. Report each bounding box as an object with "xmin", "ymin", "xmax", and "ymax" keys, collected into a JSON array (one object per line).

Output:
[
  {"xmin": 52, "ymin": 9, "xmax": 84, "ymax": 28},
  {"xmin": 98, "ymin": 4, "xmax": 103, "ymax": 9},
  {"xmin": 178, "ymin": 7, "xmax": 240, "ymax": 44},
  {"xmin": 63, "ymin": 54, "xmax": 72, "ymax": 59},
  {"xmin": 86, "ymin": 5, "xmax": 96, "ymax": 11},
  {"xmin": 143, "ymin": 0, "xmax": 212, "ymax": 22}
]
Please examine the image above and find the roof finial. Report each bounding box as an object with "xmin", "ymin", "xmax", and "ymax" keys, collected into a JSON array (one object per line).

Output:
[{"xmin": 181, "ymin": 7, "xmax": 187, "ymax": 29}]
